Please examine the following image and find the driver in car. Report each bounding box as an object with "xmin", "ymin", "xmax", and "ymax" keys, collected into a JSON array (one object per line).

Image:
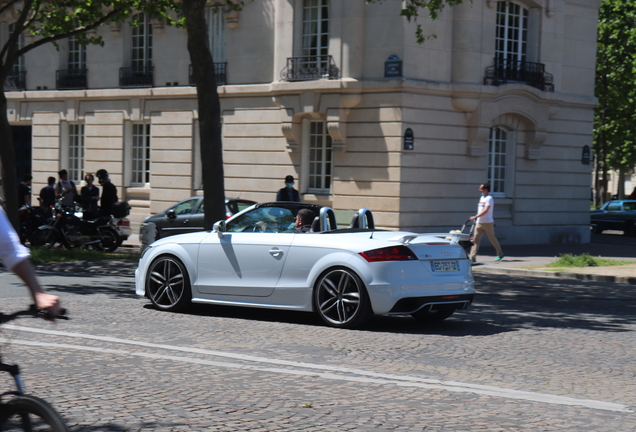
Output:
[{"xmin": 293, "ymin": 209, "xmax": 315, "ymax": 233}]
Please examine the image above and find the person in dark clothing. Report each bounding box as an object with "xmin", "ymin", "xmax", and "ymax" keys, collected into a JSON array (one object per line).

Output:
[
  {"xmin": 293, "ymin": 208, "xmax": 315, "ymax": 233},
  {"xmin": 276, "ymin": 175, "xmax": 300, "ymax": 202},
  {"xmin": 80, "ymin": 173, "xmax": 100, "ymax": 219},
  {"xmin": 38, "ymin": 176, "xmax": 56, "ymax": 216},
  {"xmin": 96, "ymin": 169, "xmax": 118, "ymax": 216},
  {"xmin": 18, "ymin": 174, "xmax": 32, "ymax": 207}
]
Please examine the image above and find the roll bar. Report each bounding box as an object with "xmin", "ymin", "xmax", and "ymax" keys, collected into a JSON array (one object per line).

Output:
[{"xmin": 349, "ymin": 208, "xmax": 375, "ymax": 229}]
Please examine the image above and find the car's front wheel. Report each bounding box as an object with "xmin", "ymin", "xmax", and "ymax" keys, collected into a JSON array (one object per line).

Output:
[
  {"xmin": 313, "ymin": 267, "xmax": 371, "ymax": 329},
  {"xmin": 146, "ymin": 255, "xmax": 191, "ymax": 312}
]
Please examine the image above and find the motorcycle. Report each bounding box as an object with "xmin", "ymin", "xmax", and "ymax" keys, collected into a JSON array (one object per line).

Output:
[
  {"xmin": 18, "ymin": 205, "xmax": 50, "ymax": 245},
  {"xmin": 30, "ymin": 201, "xmax": 120, "ymax": 252}
]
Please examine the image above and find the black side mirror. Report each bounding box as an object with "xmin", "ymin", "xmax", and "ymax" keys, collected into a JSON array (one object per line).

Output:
[{"xmin": 166, "ymin": 209, "xmax": 176, "ymax": 220}]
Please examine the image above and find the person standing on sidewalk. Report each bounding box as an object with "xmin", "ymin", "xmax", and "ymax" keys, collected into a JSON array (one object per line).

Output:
[
  {"xmin": 276, "ymin": 175, "xmax": 300, "ymax": 202},
  {"xmin": 468, "ymin": 183, "xmax": 504, "ymax": 262}
]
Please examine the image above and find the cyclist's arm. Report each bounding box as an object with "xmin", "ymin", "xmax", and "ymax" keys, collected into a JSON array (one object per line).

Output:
[
  {"xmin": 12, "ymin": 259, "xmax": 60, "ymax": 313},
  {"xmin": 0, "ymin": 207, "xmax": 60, "ymax": 316}
]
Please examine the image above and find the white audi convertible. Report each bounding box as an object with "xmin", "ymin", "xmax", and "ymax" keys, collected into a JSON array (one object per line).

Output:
[{"xmin": 135, "ymin": 202, "xmax": 475, "ymax": 328}]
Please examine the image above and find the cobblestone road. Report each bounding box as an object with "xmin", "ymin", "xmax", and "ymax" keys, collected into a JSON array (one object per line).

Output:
[{"xmin": 0, "ymin": 267, "xmax": 635, "ymax": 431}]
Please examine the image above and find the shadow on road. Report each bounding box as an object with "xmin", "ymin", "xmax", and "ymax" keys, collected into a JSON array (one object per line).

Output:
[{"xmin": 142, "ymin": 270, "xmax": 636, "ymax": 336}]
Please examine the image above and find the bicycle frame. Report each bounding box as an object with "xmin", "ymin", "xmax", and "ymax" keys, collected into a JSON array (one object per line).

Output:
[{"xmin": 0, "ymin": 362, "xmax": 25, "ymax": 397}]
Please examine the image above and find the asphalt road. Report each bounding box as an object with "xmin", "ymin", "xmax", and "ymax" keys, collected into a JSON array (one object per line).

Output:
[{"xmin": 1, "ymin": 269, "xmax": 635, "ymax": 431}]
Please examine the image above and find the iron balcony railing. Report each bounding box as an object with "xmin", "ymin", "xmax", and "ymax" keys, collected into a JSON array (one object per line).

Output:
[
  {"xmin": 189, "ymin": 62, "xmax": 227, "ymax": 86},
  {"xmin": 119, "ymin": 66, "xmax": 154, "ymax": 88},
  {"xmin": 5, "ymin": 71, "xmax": 26, "ymax": 91},
  {"xmin": 56, "ymin": 69, "xmax": 88, "ymax": 90},
  {"xmin": 484, "ymin": 58, "xmax": 554, "ymax": 92},
  {"xmin": 281, "ymin": 55, "xmax": 339, "ymax": 82}
]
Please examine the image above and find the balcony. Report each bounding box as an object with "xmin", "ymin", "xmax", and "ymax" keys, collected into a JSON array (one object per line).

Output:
[
  {"xmin": 56, "ymin": 69, "xmax": 87, "ymax": 90},
  {"xmin": 484, "ymin": 58, "xmax": 554, "ymax": 92},
  {"xmin": 280, "ymin": 55, "xmax": 339, "ymax": 82},
  {"xmin": 4, "ymin": 71, "xmax": 26, "ymax": 91},
  {"xmin": 189, "ymin": 62, "xmax": 227, "ymax": 86},
  {"xmin": 119, "ymin": 66, "xmax": 154, "ymax": 88}
]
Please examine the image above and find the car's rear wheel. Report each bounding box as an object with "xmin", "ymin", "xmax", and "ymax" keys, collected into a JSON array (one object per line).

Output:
[
  {"xmin": 314, "ymin": 267, "xmax": 371, "ymax": 329},
  {"xmin": 411, "ymin": 305, "xmax": 456, "ymax": 323},
  {"xmin": 624, "ymin": 221, "xmax": 635, "ymax": 236},
  {"xmin": 146, "ymin": 255, "xmax": 191, "ymax": 312}
]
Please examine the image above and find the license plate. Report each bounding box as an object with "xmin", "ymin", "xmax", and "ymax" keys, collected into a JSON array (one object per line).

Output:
[{"xmin": 431, "ymin": 260, "xmax": 458, "ymax": 272}]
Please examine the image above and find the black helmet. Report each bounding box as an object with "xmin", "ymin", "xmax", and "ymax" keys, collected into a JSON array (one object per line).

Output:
[{"xmin": 95, "ymin": 169, "xmax": 108, "ymax": 180}]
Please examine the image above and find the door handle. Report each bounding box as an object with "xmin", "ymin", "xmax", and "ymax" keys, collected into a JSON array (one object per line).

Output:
[{"xmin": 269, "ymin": 248, "xmax": 282, "ymax": 257}]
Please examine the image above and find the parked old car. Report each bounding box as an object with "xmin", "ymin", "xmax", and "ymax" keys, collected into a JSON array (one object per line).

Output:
[
  {"xmin": 590, "ymin": 200, "xmax": 636, "ymax": 235},
  {"xmin": 135, "ymin": 202, "xmax": 475, "ymax": 328},
  {"xmin": 142, "ymin": 197, "xmax": 256, "ymax": 240}
]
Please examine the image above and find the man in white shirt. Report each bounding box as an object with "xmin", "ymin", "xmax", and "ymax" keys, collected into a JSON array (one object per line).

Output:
[{"xmin": 468, "ymin": 183, "xmax": 504, "ymax": 262}]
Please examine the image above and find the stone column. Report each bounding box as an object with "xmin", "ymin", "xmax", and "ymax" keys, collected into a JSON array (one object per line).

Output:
[
  {"xmin": 340, "ymin": 0, "xmax": 365, "ymax": 79},
  {"xmin": 273, "ymin": 0, "xmax": 295, "ymax": 82},
  {"xmin": 451, "ymin": 2, "xmax": 483, "ymax": 84}
]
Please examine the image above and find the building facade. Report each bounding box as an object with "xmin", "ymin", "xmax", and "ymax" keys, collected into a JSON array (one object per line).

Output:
[{"xmin": 2, "ymin": 0, "xmax": 599, "ymax": 244}]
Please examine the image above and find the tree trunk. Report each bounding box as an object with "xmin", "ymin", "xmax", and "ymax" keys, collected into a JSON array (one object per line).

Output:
[
  {"xmin": 0, "ymin": 88, "xmax": 19, "ymax": 230},
  {"xmin": 618, "ymin": 168, "xmax": 626, "ymax": 199},
  {"xmin": 182, "ymin": 0, "xmax": 226, "ymax": 230}
]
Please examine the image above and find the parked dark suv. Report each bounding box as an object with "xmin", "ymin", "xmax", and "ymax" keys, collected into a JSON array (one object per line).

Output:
[{"xmin": 142, "ymin": 197, "xmax": 256, "ymax": 240}]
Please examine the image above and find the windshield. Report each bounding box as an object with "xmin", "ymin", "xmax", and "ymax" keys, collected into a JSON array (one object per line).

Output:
[{"xmin": 227, "ymin": 206, "xmax": 296, "ymax": 233}]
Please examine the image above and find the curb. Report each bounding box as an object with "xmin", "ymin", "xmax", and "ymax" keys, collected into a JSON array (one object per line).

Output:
[
  {"xmin": 35, "ymin": 259, "xmax": 138, "ymax": 277},
  {"xmin": 32, "ymin": 259, "xmax": 636, "ymax": 285},
  {"xmin": 473, "ymin": 266, "xmax": 636, "ymax": 285}
]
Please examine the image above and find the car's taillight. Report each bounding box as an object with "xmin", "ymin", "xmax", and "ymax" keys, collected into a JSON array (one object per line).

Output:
[
  {"xmin": 359, "ymin": 246, "xmax": 418, "ymax": 262},
  {"xmin": 118, "ymin": 220, "xmax": 130, "ymax": 226}
]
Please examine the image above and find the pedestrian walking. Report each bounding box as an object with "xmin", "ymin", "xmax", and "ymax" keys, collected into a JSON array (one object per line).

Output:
[{"xmin": 468, "ymin": 183, "xmax": 504, "ymax": 262}]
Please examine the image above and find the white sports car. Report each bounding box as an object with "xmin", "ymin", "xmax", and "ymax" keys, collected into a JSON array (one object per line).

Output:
[{"xmin": 135, "ymin": 202, "xmax": 475, "ymax": 328}]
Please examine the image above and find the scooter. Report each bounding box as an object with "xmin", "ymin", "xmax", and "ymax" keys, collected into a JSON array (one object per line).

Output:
[{"xmin": 30, "ymin": 201, "xmax": 120, "ymax": 251}]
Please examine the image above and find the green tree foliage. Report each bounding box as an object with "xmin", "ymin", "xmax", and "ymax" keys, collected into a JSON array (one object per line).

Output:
[
  {"xmin": 594, "ymin": 0, "xmax": 636, "ymax": 200},
  {"xmin": 367, "ymin": 0, "xmax": 465, "ymax": 43},
  {"xmin": 0, "ymin": 0, "xmax": 179, "ymax": 228}
]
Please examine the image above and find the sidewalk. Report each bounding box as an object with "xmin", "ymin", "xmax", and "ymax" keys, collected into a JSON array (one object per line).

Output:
[
  {"xmin": 472, "ymin": 241, "xmax": 636, "ymax": 285},
  {"xmin": 33, "ymin": 234, "xmax": 636, "ymax": 285}
]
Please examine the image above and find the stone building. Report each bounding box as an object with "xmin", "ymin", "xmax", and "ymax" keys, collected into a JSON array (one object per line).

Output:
[{"xmin": 3, "ymin": 0, "xmax": 599, "ymax": 244}]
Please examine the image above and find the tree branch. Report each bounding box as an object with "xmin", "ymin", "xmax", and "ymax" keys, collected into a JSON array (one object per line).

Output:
[{"xmin": 14, "ymin": 7, "xmax": 125, "ymax": 58}]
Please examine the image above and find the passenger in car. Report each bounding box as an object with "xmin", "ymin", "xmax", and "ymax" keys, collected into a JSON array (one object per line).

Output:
[{"xmin": 293, "ymin": 209, "xmax": 315, "ymax": 233}]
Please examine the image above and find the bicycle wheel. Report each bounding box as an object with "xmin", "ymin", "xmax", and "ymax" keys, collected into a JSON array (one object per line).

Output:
[{"xmin": 0, "ymin": 395, "xmax": 69, "ymax": 432}]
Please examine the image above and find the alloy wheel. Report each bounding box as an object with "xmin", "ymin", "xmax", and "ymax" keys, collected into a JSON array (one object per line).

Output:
[
  {"xmin": 146, "ymin": 256, "xmax": 191, "ymax": 311},
  {"xmin": 314, "ymin": 268, "xmax": 370, "ymax": 328}
]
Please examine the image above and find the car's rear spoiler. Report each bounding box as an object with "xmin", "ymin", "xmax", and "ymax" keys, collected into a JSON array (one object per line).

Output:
[{"xmin": 389, "ymin": 233, "xmax": 470, "ymax": 245}]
